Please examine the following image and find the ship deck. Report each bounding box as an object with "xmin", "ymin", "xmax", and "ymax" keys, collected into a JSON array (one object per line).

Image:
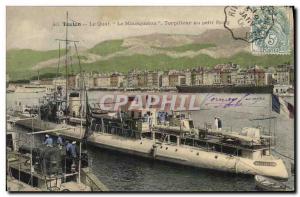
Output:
[{"xmin": 7, "ymin": 148, "xmax": 108, "ymax": 192}]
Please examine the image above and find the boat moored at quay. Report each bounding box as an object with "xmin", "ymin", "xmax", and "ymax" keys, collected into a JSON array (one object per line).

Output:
[
  {"xmin": 87, "ymin": 109, "xmax": 289, "ymax": 179},
  {"xmin": 13, "ymin": 101, "xmax": 289, "ymax": 180}
]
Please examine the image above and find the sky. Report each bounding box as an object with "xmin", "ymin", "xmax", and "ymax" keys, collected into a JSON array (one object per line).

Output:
[{"xmin": 6, "ymin": 6, "xmax": 228, "ymax": 50}]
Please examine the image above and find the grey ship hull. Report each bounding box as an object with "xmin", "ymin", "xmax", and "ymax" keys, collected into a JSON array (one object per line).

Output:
[
  {"xmin": 15, "ymin": 118, "xmax": 58, "ymax": 131},
  {"xmin": 14, "ymin": 117, "xmax": 289, "ymax": 179}
]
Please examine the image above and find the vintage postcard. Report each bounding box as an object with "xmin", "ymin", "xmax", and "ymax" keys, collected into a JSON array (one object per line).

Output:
[{"xmin": 6, "ymin": 6, "xmax": 295, "ymax": 192}]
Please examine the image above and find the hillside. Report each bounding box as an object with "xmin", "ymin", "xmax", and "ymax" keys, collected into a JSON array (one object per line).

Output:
[
  {"xmin": 69, "ymin": 52, "xmax": 293, "ymax": 74},
  {"xmin": 88, "ymin": 39, "xmax": 129, "ymax": 56},
  {"xmin": 6, "ymin": 28, "xmax": 294, "ymax": 81},
  {"xmin": 7, "ymin": 49, "xmax": 65, "ymax": 80}
]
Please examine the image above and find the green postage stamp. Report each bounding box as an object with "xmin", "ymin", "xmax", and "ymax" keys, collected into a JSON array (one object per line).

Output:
[{"xmin": 224, "ymin": 6, "xmax": 292, "ymax": 54}]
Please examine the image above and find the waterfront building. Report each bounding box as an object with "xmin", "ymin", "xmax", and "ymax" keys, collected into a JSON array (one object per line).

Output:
[
  {"xmin": 68, "ymin": 63, "xmax": 294, "ymax": 89},
  {"xmin": 122, "ymin": 75, "xmax": 129, "ymax": 88},
  {"xmin": 264, "ymin": 67, "xmax": 276, "ymax": 85},
  {"xmin": 147, "ymin": 70, "xmax": 163, "ymax": 88},
  {"xmin": 220, "ymin": 68, "xmax": 232, "ymax": 85},
  {"xmin": 213, "ymin": 63, "xmax": 239, "ymax": 85},
  {"xmin": 203, "ymin": 69, "xmax": 221, "ymax": 85},
  {"xmin": 289, "ymin": 65, "xmax": 294, "ymax": 85},
  {"xmin": 110, "ymin": 73, "xmax": 125, "ymax": 87},
  {"xmin": 273, "ymin": 65, "xmax": 290, "ymax": 85},
  {"xmin": 191, "ymin": 67, "xmax": 204, "ymax": 85},
  {"xmin": 161, "ymin": 71, "xmax": 169, "ymax": 87},
  {"xmin": 75, "ymin": 74, "xmax": 82, "ymax": 89},
  {"xmin": 68, "ymin": 75, "xmax": 76, "ymax": 89},
  {"xmin": 235, "ymin": 69, "xmax": 248, "ymax": 85},
  {"xmin": 30, "ymin": 80, "xmax": 41, "ymax": 85},
  {"xmin": 94, "ymin": 73, "xmax": 111, "ymax": 87},
  {"xmin": 202, "ymin": 70, "xmax": 212, "ymax": 85},
  {"xmin": 75, "ymin": 72, "xmax": 94, "ymax": 89},
  {"xmin": 168, "ymin": 70, "xmax": 187, "ymax": 87},
  {"xmin": 137, "ymin": 71, "xmax": 148, "ymax": 87},
  {"xmin": 184, "ymin": 70, "xmax": 192, "ymax": 86},
  {"xmin": 40, "ymin": 79, "xmax": 53, "ymax": 85},
  {"xmin": 247, "ymin": 65, "xmax": 265, "ymax": 86},
  {"xmin": 273, "ymin": 84, "xmax": 294, "ymax": 95},
  {"xmin": 168, "ymin": 72, "xmax": 178, "ymax": 87},
  {"xmin": 213, "ymin": 69, "xmax": 221, "ymax": 85},
  {"xmin": 127, "ymin": 69, "xmax": 139, "ymax": 88},
  {"xmin": 53, "ymin": 77, "xmax": 66, "ymax": 89},
  {"xmin": 85, "ymin": 73, "xmax": 94, "ymax": 89}
]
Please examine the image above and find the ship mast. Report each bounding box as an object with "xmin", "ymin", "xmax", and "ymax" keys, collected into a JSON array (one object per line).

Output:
[
  {"xmin": 56, "ymin": 12, "xmax": 79, "ymax": 115},
  {"xmin": 65, "ymin": 11, "xmax": 69, "ymax": 113},
  {"xmin": 57, "ymin": 12, "xmax": 84, "ymax": 182}
]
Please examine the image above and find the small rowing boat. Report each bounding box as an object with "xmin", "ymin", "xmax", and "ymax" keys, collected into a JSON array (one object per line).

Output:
[
  {"xmin": 255, "ymin": 175, "xmax": 287, "ymax": 191},
  {"xmin": 291, "ymin": 162, "xmax": 295, "ymax": 175}
]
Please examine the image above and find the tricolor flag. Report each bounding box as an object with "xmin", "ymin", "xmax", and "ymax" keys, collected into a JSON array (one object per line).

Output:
[
  {"xmin": 272, "ymin": 94, "xmax": 294, "ymax": 119},
  {"xmin": 286, "ymin": 101, "xmax": 295, "ymax": 119}
]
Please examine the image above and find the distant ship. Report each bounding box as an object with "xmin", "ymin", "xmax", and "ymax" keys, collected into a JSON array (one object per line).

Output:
[
  {"xmin": 176, "ymin": 85, "xmax": 274, "ymax": 94},
  {"xmin": 14, "ymin": 85, "xmax": 54, "ymax": 93}
]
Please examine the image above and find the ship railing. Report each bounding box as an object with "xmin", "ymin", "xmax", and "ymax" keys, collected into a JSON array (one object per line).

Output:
[
  {"xmin": 93, "ymin": 124, "xmax": 101, "ymax": 132},
  {"xmin": 179, "ymin": 137, "xmax": 245, "ymax": 157},
  {"xmin": 80, "ymin": 168, "xmax": 109, "ymax": 191},
  {"xmin": 91, "ymin": 123, "xmax": 144, "ymax": 139},
  {"xmin": 155, "ymin": 127, "xmax": 264, "ymax": 154}
]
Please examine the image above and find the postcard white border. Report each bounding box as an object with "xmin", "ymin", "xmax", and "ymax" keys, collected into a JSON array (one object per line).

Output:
[{"xmin": 1, "ymin": 1, "xmax": 298, "ymax": 197}]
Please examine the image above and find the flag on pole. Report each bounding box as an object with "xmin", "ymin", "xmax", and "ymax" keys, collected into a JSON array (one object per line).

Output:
[
  {"xmin": 272, "ymin": 94, "xmax": 294, "ymax": 119},
  {"xmin": 272, "ymin": 94, "xmax": 280, "ymax": 114},
  {"xmin": 286, "ymin": 101, "xmax": 295, "ymax": 119}
]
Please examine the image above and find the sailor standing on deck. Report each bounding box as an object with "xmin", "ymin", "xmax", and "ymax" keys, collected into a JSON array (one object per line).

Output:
[
  {"xmin": 70, "ymin": 141, "xmax": 78, "ymax": 159},
  {"xmin": 70, "ymin": 141, "xmax": 78, "ymax": 172},
  {"xmin": 57, "ymin": 135, "xmax": 64, "ymax": 149},
  {"xmin": 214, "ymin": 117, "xmax": 219, "ymax": 131},
  {"xmin": 43, "ymin": 134, "xmax": 53, "ymax": 147},
  {"xmin": 148, "ymin": 112, "xmax": 153, "ymax": 127},
  {"xmin": 65, "ymin": 140, "xmax": 72, "ymax": 156},
  {"xmin": 217, "ymin": 117, "xmax": 222, "ymax": 131}
]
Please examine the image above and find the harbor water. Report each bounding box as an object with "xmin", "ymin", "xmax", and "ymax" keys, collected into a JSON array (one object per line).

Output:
[{"xmin": 6, "ymin": 92, "xmax": 295, "ymax": 191}]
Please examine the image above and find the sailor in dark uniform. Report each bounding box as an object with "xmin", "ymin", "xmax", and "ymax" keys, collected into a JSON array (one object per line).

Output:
[{"xmin": 217, "ymin": 117, "xmax": 222, "ymax": 131}]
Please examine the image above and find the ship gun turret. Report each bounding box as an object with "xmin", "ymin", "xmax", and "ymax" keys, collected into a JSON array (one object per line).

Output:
[
  {"xmin": 199, "ymin": 126, "xmax": 273, "ymax": 148},
  {"xmin": 18, "ymin": 144, "xmax": 89, "ymax": 176},
  {"xmin": 153, "ymin": 124, "xmax": 199, "ymax": 137},
  {"xmin": 19, "ymin": 145, "xmax": 65, "ymax": 176}
]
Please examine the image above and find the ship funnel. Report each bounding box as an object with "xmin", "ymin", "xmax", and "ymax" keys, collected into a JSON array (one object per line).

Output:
[{"xmin": 69, "ymin": 92, "xmax": 81, "ymax": 117}]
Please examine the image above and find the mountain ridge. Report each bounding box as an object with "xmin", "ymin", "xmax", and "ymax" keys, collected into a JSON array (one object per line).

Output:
[{"xmin": 7, "ymin": 28, "xmax": 293, "ymax": 81}]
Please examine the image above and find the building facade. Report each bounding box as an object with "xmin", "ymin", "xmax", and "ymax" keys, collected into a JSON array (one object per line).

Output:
[
  {"xmin": 67, "ymin": 64, "xmax": 293, "ymax": 90},
  {"xmin": 273, "ymin": 65, "xmax": 290, "ymax": 85}
]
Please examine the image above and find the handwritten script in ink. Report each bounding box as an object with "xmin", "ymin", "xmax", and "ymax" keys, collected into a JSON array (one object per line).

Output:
[{"xmin": 203, "ymin": 93, "xmax": 266, "ymax": 108}]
